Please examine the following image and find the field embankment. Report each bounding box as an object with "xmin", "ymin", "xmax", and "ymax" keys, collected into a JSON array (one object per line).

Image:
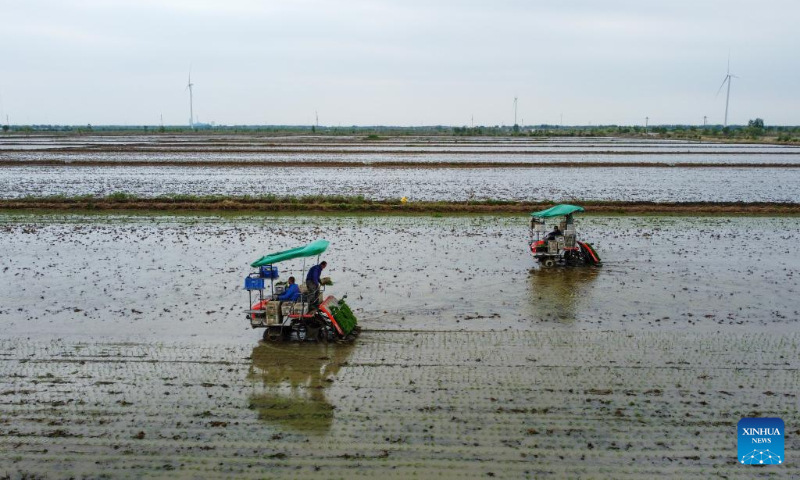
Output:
[{"xmin": 2, "ymin": 194, "xmax": 799, "ymax": 215}]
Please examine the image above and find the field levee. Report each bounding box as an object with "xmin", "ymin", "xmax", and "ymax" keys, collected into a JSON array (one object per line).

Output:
[{"xmin": 2, "ymin": 196, "xmax": 800, "ymax": 215}]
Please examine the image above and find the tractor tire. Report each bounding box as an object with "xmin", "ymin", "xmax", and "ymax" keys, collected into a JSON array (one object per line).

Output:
[
  {"xmin": 316, "ymin": 325, "xmax": 329, "ymax": 343},
  {"xmin": 265, "ymin": 326, "xmax": 283, "ymax": 342}
]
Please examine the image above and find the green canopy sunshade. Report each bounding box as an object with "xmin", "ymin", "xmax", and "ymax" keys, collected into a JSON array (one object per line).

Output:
[
  {"xmin": 530, "ymin": 204, "xmax": 585, "ymax": 219},
  {"xmin": 251, "ymin": 239, "xmax": 329, "ymax": 267}
]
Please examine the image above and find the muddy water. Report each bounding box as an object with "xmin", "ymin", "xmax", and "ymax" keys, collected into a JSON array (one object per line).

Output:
[
  {"xmin": 2, "ymin": 164, "xmax": 799, "ymax": 202},
  {"xmin": 4, "ymin": 150, "xmax": 800, "ymax": 164},
  {"xmin": 2, "ymin": 134, "xmax": 799, "ymax": 154},
  {"xmin": 1, "ymin": 332, "xmax": 798, "ymax": 477},
  {"xmin": 2, "ymin": 134, "xmax": 800, "ymax": 161},
  {"xmin": 2, "ymin": 213, "xmax": 800, "ymax": 477},
  {"xmin": 1, "ymin": 214, "xmax": 799, "ymax": 343}
]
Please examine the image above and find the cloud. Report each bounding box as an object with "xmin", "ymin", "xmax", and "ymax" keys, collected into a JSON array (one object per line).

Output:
[{"xmin": 0, "ymin": 0, "xmax": 797, "ymax": 125}]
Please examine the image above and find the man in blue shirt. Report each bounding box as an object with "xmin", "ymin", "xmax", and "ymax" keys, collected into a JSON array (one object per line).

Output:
[
  {"xmin": 277, "ymin": 276, "xmax": 300, "ymax": 302},
  {"xmin": 305, "ymin": 261, "xmax": 327, "ymax": 309},
  {"xmin": 274, "ymin": 276, "xmax": 300, "ymax": 318},
  {"xmin": 545, "ymin": 225, "xmax": 562, "ymax": 241}
]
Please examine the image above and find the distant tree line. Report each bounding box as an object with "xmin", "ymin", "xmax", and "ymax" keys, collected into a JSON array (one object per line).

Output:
[{"xmin": 1, "ymin": 120, "xmax": 798, "ymax": 143}]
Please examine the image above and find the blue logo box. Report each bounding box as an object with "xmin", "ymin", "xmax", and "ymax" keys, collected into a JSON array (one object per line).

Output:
[{"xmin": 738, "ymin": 417, "xmax": 784, "ymax": 465}]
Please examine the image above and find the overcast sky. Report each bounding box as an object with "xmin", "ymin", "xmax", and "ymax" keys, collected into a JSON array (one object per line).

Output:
[{"xmin": 1, "ymin": 0, "xmax": 798, "ymax": 126}]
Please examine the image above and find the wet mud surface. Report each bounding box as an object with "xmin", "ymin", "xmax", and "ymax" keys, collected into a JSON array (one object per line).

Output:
[
  {"xmin": 3, "ymin": 165, "xmax": 800, "ymax": 202},
  {"xmin": 3, "ymin": 135, "xmax": 798, "ymax": 204},
  {"xmin": 1, "ymin": 332, "xmax": 797, "ymax": 478},
  {"xmin": 2, "ymin": 214, "xmax": 799, "ymax": 341},
  {"xmin": 2, "ymin": 134, "xmax": 799, "ymax": 157},
  {"xmin": 4, "ymin": 150, "xmax": 800, "ymax": 166},
  {"xmin": 2, "ymin": 209, "xmax": 799, "ymax": 476}
]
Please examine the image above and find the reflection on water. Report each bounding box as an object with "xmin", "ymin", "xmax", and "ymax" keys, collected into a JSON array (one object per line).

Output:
[
  {"xmin": 247, "ymin": 341, "xmax": 354, "ymax": 434},
  {"xmin": 527, "ymin": 267, "xmax": 601, "ymax": 322},
  {"xmin": 4, "ymin": 165, "xmax": 798, "ymax": 202}
]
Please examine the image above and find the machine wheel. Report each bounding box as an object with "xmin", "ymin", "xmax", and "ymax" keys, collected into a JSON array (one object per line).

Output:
[
  {"xmin": 317, "ymin": 324, "xmax": 334, "ymax": 343},
  {"xmin": 565, "ymin": 251, "xmax": 583, "ymax": 266},
  {"xmin": 305, "ymin": 323, "xmax": 320, "ymax": 342},
  {"xmin": 296, "ymin": 324, "xmax": 308, "ymax": 342},
  {"xmin": 315, "ymin": 325, "xmax": 329, "ymax": 343},
  {"xmin": 543, "ymin": 258, "xmax": 556, "ymax": 268},
  {"xmin": 265, "ymin": 326, "xmax": 284, "ymax": 342},
  {"xmin": 305, "ymin": 318, "xmax": 331, "ymax": 342}
]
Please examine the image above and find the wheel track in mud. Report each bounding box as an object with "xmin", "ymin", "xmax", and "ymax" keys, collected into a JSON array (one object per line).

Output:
[{"xmin": 1, "ymin": 331, "xmax": 798, "ymax": 478}]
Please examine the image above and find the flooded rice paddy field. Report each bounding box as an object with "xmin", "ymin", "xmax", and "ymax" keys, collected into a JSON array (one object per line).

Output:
[
  {"xmin": 2, "ymin": 164, "xmax": 799, "ymax": 202},
  {"xmin": 2, "ymin": 135, "xmax": 799, "ymax": 162},
  {"xmin": 2, "ymin": 214, "xmax": 799, "ymax": 340},
  {"xmin": 2, "ymin": 332, "xmax": 798, "ymax": 478},
  {"xmin": 1, "ymin": 133, "xmax": 799, "ymax": 153},
  {"xmin": 2, "ymin": 213, "xmax": 799, "ymax": 477},
  {"xmin": 4, "ymin": 150, "xmax": 800, "ymax": 165}
]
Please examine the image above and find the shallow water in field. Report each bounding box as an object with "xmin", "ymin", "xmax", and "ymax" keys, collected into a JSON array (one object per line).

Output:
[
  {"xmin": 4, "ymin": 150, "xmax": 800, "ymax": 164},
  {"xmin": 2, "ymin": 213, "xmax": 799, "ymax": 478},
  {"xmin": 2, "ymin": 134, "xmax": 799, "ymax": 161},
  {"xmin": 1, "ymin": 133, "xmax": 799, "ymax": 151},
  {"xmin": 3, "ymin": 135, "xmax": 799, "ymax": 202},
  {"xmin": 3, "ymin": 135, "xmax": 800, "ymax": 477},
  {"xmin": 1, "ymin": 214, "xmax": 798, "ymax": 342},
  {"xmin": 2, "ymin": 331, "xmax": 797, "ymax": 477},
  {"xmin": 1, "ymin": 164, "xmax": 798, "ymax": 202}
]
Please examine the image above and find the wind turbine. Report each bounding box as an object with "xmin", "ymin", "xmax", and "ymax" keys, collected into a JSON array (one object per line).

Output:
[
  {"xmin": 513, "ymin": 96, "xmax": 518, "ymax": 126},
  {"xmin": 716, "ymin": 57, "xmax": 737, "ymax": 127},
  {"xmin": 186, "ymin": 69, "xmax": 195, "ymax": 129}
]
